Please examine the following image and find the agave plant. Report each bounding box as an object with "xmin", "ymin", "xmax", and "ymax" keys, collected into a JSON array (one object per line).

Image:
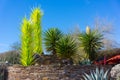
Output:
[
  {"xmin": 79, "ymin": 26, "xmax": 103, "ymax": 61},
  {"xmin": 79, "ymin": 59, "xmax": 92, "ymax": 65},
  {"xmin": 56, "ymin": 35, "xmax": 77, "ymax": 59},
  {"xmin": 82, "ymin": 68, "xmax": 109, "ymax": 80},
  {"xmin": 43, "ymin": 28, "xmax": 63, "ymax": 55}
]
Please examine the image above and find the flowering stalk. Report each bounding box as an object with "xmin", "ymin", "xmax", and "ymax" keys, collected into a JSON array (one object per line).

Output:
[{"xmin": 86, "ymin": 26, "xmax": 91, "ymax": 35}]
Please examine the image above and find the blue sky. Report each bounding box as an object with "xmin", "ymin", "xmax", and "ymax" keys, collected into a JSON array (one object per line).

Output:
[{"xmin": 0, "ymin": 0, "xmax": 120, "ymax": 53}]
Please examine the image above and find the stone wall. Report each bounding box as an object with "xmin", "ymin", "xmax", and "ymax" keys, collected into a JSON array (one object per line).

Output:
[{"xmin": 7, "ymin": 65, "xmax": 113, "ymax": 80}]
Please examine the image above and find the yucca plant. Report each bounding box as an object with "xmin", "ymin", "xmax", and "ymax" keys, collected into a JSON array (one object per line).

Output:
[
  {"xmin": 43, "ymin": 28, "xmax": 63, "ymax": 55},
  {"xmin": 30, "ymin": 7, "xmax": 43, "ymax": 54},
  {"xmin": 20, "ymin": 18, "xmax": 34, "ymax": 66},
  {"xmin": 82, "ymin": 68, "xmax": 109, "ymax": 80},
  {"xmin": 56, "ymin": 35, "xmax": 77, "ymax": 59},
  {"xmin": 79, "ymin": 26, "xmax": 103, "ymax": 61}
]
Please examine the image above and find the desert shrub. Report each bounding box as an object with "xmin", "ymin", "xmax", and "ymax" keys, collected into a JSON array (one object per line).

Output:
[
  {"xmin": 70, "ymin": 28, "xmax": 88, "ymax": 64},
  {"xmin": 10, "ymin": 42, "xmax": 21, "ymax": 51},
  {"xmin": 0, "ymin": 51, "xmax": 20, "ymax": 65}
]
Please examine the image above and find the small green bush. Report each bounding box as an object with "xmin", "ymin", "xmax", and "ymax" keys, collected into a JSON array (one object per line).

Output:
[{"xmin": 0, "ymin": 51, "xmax": 20, "ymax": 65}]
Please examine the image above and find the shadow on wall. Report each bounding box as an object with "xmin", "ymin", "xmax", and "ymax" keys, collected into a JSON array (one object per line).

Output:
[{"xmin": 0, "ymin": 64, "xmax": 8, "ymax": 80}]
